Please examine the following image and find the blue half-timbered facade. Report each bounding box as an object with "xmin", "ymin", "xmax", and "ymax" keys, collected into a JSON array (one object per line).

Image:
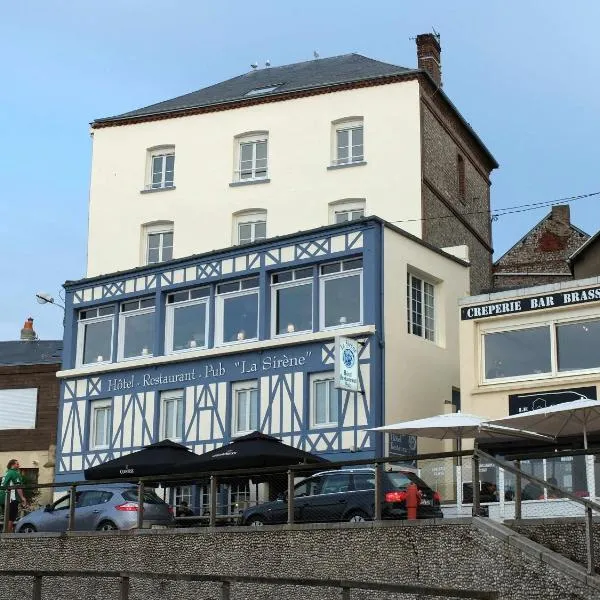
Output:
[{"xmin": 56, "ymin": 219, "xmax": 385, "ymax": 483}]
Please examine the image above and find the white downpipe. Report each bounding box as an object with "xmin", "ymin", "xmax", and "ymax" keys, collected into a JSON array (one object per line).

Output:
[
  {"xmin": 456, "ymin": 437, "xmax": 463, "ymax": 515},
  {"xmin": 583, "ymin": 423, "xmax": 596, "ymax": 501},
  {"xmin": 498, "ymin": 468, "xmax": 505, "ymax": 519}
]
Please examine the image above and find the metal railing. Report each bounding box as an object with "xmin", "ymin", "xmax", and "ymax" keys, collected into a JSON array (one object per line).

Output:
[{"xmin": 1, "ymin": 569, "xmax": 499, "ymax": 600}]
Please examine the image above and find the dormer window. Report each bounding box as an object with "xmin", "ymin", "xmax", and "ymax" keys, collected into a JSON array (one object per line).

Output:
[{"xmin": 244, "ymin": 85, "xmax": 281, "ymax": 96}]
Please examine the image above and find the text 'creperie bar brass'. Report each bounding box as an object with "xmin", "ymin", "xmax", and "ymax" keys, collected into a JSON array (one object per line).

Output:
[{"xmin": 461, "ymin": 285, "xmax": 600, "ymax": 320}]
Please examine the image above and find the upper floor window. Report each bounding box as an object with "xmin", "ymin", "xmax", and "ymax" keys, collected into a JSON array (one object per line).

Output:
[
  {"xmin": 311, "ymin": 376, "xmax": 339, "ymax": 427},
  {"xmin": 407, "ymin": 273, "xmax": 435, "ymax": 342},
  {"xmin": 90, "ymin": 400, "xmax": 112, "ymax": 450},
  {"xmin": 146, "ymin": 146, "xmax": 175, "ymax": 190},
  {"xmin": 215, "ymin": 277, "xmax": 259, "ymax": 345},
  {"xmin": 233, "ymin": 210, "xmax": 267, "ymax": 245},
  {"xmin": 332, "ymin": 118, "xmax": 364, "ymax": 166},
  {"xmin": 233, "ymin": 381, "xmax": 259, "ymax": 435},
  {"xmin": 77, "ymin": 306, "xmax": 115, "ymax": 366},
  {"xmin": 329, "ymin": 199, "xmax": 366, "ymax": 224},
  {"xmin": 272, "ymin": 267, "xmax": 313, "ymax": 336},
  {"xmin": 143, "ymin": 222, "xmax": 174, "ymax": 265},
  {"xmin": 118, "ymin": 298, "xmax": 155, "ymax": 360},
  {"xmin": 320, "ymin": 258, "xmax": 363, "ymax": 329},
  {"xmin": 483, "ymin": 317, "xmax": 600, "ymax": 382},
  {"xmin": 165, "ymin": 287, "xmax": 210, "ymax": 353},
  {"xmin": 235, "ymin": 133, "xmax": 268, "ymax": 181},
  {"xmin": 0, "ymin": 388, "xmax": 37, "ymax": 430},
  {"xmin": 161, "ymin": 390, "xmax": 184, "ymax": 440}
]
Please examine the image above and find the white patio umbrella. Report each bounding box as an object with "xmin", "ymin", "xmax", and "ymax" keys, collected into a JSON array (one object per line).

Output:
[
  {"xmin": 490, "ymin": 398, "xmax": 600, "ymax": 499},
  {"xmin": 369, "ymin": 412, "xmax": 553, "ymax": 511}
]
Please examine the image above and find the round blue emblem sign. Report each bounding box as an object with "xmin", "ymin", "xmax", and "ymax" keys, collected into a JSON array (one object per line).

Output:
[{"xmin": 342, "ymin": 347, "xmax": 356, "ymax": 369}]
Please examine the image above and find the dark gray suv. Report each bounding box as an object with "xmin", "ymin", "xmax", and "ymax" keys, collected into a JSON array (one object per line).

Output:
[{"xmin": 241, "ymin": 468, "xmax": 443, "ymax": 526}]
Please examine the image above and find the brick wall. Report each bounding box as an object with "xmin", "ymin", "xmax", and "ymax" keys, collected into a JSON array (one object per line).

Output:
[
  {"xmin": 0, "ymin": 363, "xmax": 60, "ymax": 450},
  {"xmin": 419, "ymin": 78, "xmax": 495, "ymax": 295},
  {"xmin": 0, "ymin": 521, "xmax": 598, "ymax": 599}
]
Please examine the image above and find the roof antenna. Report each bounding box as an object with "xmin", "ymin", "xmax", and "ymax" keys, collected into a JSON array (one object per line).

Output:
[
  {"xmin": 432, "ymin": 26, "xmax": 441, "ymax": 44},
  {"xmin": 313, "ymin": 50, "xmax": 320, "ymax": 59},
  {"xmin": 250, "ymin": 63, "xmax": 258, "ymax": 70}
]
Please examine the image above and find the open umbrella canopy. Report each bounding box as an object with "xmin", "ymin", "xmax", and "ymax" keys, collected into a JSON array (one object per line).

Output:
[
  {"xmin": 172, "ymin": 431, "xmax": 328, "ymax": 475},
  {"xmin": 489, "ymin": 398, "xmax": 600, "ymax": 443},
  {"xmin": 84, "ymin": 439, "xmax": 198, "ymax": 481},
  {"xmin": 369, "ymin": 412, "xmax": 554, "ymax": 443}
]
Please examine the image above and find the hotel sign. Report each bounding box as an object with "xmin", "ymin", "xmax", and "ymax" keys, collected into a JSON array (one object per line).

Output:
[
  {"xmin": 334, "ymin": 336, "xmax": 360, "ymax": 392},
  {"xmin": 461, "ymin": 285, "xmax": 600, "ymax": 320}
]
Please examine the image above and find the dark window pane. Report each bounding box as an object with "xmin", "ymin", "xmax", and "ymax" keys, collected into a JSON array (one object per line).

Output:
[
  {"xmin": 122, "ymin": 301, "xmax": 139, "ymax": 312},
  {"xmin": 148, "ymin": 234, "xmax": 161, "ymax": 249},
  {"xmin": 241, "ymin": 277, "xmax": 259, "ymax": 290},
  {"xmin": 169, "ymin": 291, "xmax": 189, "ymax": 304},
  {"xmin": 343, "ymin": 258, "xmax": 363, "ymax": 271},
  {"xmin": 273, "ymin": 271, "xmax": 294, "ymax": 284},
  {"xmin": 255, "ymin": 141, "xmax": 267, "ymax": 160},
  {"xmin": 98, "ymin": 306, "xmax": 115, "ymax": 316},
  {"xmin": 162, "ymin": 232, "xmax": 173, "ymax": 247},
  {"xmin": 557, "ymin": 319, "xmax": 600, "ymax": 372},
  {"xmin": 295, "ymin": 267, "xmax": 313, "ymax": 280},
  {"xmin": 82, "ymin": 320, "xmax": 112, "ymax": 364},
  {"xmin": 353, "ymin": 473, "xmax": 375, "ymax": 491},
  {"xmin": 335, "ymin": 212, "xmax": 349, "ymax": 223},
  {"xmin": 320, "ymin": 473, "xmax": 351, "ymax": 495},
  {"xmin": 321, "ymin": 262, "xmax": 341, "ymax": 275},
  {"xmin": 254, "ymin": 221, "xmax": 266, "ymax": 239},
  {"xmin": 140, "ymin": 298, "xmax": 155, "ymax": 309},
  {"xmin": 276, "ymin": 283, "xmax": 312, "ymax": 334},
  {"xmin": 190, "ymin": 288, "xmax": 210, "ymax": 300},
  {"xmin": 222, "ymin": 293, "xmax": 258, "ymax": 342},
  {"xmin": 218, "ymin": 281, "xmax": 240, "ymax": 294},
  {"xmin": 172, "ymin": 303, "xmax": 207, "ymax": 351},
  {"xmin": 323, "ymin": 274, "xmax": 361, "ymax": 327},
  {"xmin": 484, "ymin": 327, "xmax": 551, "ymax": 379},
  {"xmin": 123, "ymin": 312, "xmax": 155, "ymax": 358}
]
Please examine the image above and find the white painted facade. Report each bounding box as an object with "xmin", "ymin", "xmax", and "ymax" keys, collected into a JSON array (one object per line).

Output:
[{"xmin": 87, "ymin": 81, "xmax": 422, "ymax": 276}]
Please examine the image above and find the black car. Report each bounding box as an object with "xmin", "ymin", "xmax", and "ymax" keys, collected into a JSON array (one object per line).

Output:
[{"xmin": 241, "ymin": 467, "xmax": 443, "ymax": 526}]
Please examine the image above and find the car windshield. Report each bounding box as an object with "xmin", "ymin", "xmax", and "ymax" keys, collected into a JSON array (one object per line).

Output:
[{"xmin": 121, "ymin": 489, "xmax": 163, "ymax": 504}]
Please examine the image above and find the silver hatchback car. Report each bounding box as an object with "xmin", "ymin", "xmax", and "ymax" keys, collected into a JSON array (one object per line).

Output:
[{"xmin": 15, "ymin": 486, "xmax": 174, "ymax": 533}]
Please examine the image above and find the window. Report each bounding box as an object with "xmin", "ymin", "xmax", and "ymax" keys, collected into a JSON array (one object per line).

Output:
[
  {"xmin": 329, "ymin": 199, "xmax": 366, "ymax": 225},
  {"xmin": 235, "ymin": 133, "xmax": 268, "ymax": 181},
  {"xmin": 272, "ymin": 267, "xmax": 313, "ymax": 336},
  {"xmin": 165, "ymin": 287, "xmax": 209, "ymax": 353},
  {"xmin": 244, "ymin": 85, "xmax": 281, "ymax": 96},
  {"xmin": 170, "ymin": 485, "xmax": 193, "ymax": 510},
  {"xmin": 77, "ymin": 306, "xmax": 115, "ymax": 365},
  {"xmin": 294, "ymin": 477, "xmax": 321, "ymax": 497},
  {"xmin": 141, "ymin": 222, "xmax": 174, "ymax": 266},
  {"xmin": 90, "ymin": 400, "xmax": 112, "ymax": 449},
  {"xmin": 320, "ymin": 473, "xmax": 351, "ymax": 494},
  {"xmin": 320, "ymin": 258, "xmax": 363, "ymax": 329},
  {"xmin": 353, "ymin": 473, "xmax": 376, "ymax": 491},
  {"xmin": 311, "ymin": 377, "xmax": 339, "ymax": 427},
  {"xmin": 118, "ymin": 298, "xmax": 155, "ymax": 360},
  {"xmin": 233, "ymin": 382, "xmax": 259, "ymax": 434},
  {"xmin": 233, "ymin": 210, "xmax": 267, "ymax": 245},
  {"xmin": 216, "ymin": 277, "xmax": 259, "ymax": 344},
  {"xmin": 407, "ymin": 273, "xmax": 435, "ymax": 341},
  {"xmin": 482, "ymin": 317, "xmax": 600, "ymax": 382},
  {"xmin": 457, "ymin": 154, "xmax": 466, "ymax": 202},
  {"xmin": 0, "ymin": 388, "xmax": 37, "ymax": 430},
  {"xmin": 332, "ymin": 119, "xmax": 364, "ymax": 165},
  {"xmin": 161, "ymin": 390, "xmax": 184, "ymax": 440},
  {"xmin": 79, "ymin": 491, "xmax": 113, "ymax": 507},
  {"xmin": 146, "ymin": 146, "xmax": 175, "ymax": 190}
]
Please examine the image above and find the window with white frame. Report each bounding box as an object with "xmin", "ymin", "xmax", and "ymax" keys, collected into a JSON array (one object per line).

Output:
[
  {"xmin": 216, "ymin": 277, "xmax": 259, "ymax": 344},
  {"xmin": 311, "ymin": 376, "xmax": 339, "ymax": 427},
  {"xmin": 161, "ymin": 390, "xmax": 184, "ymax": 440},
  {"xmin": 146, "ymin": 146, "xmax": 175, "ymax": 190},
  {"xmin": 233, "ymin": 382, "xmax": 259, "ymax": 434},
  {"xmin": 407, "ymin": 273, "xmax": 435, "ymax": 342},
  {"xmin": 165, "ymin": 287, "xmax": 209, "ymax": 353},
  {"xmin": 147, "ymin": 230, "xmax": 173, "ymax": 265},
  {"xmin": 233, "ymin": 211, "xmax": 267, "ymax": 245},
  {"xmin": 90, "ymin": 400, "xmax": 112, "ymax": 449},
  {"xmin": 77, "ymin": 306, "xmax": 115, "ymax": 365},
  {"xmin": 320, "ymin": 258, "xmax": 363, "ymax": 329},
  {"xmin": 272, "ymin": 267, "xmax": 313, "ymax": 336},
  {"xmin": 118, "ymin": 298, "xmax": 155, "ymax": 360},
  {"xmin": 235, "ymin": 133, "xmax": 268, "ymax": 181},
  {"xmin": 332, "ymin": 119, "xmax": 364, "ymax": 165},
  {"xmin": 329, "ymin": 199, "xmax": 366, "ymax": 224},
  {"xmin": 170, "ymin": 486, "xmax": 193, "ymax": 512},
  {"xmin": 483, "ymin": 316, "xmax": 600, "ymax": 382}
]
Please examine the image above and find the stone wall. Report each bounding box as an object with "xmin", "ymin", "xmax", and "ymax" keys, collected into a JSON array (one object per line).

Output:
[{"xmin": 0, "ymin": 520, "xmax": 598, "ymax": 600}]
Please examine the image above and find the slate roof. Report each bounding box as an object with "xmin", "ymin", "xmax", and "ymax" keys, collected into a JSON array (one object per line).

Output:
[
  {"xmin": 569, "ymin": 230, "xmax": 600, "ymax": 263},
  {"xmin": 0, "ymin": 341, "xmax": 62, "ymax": 366},
  {"xmin": 94, "ymin": 54, "xmax": 414, "ymax": 124}
]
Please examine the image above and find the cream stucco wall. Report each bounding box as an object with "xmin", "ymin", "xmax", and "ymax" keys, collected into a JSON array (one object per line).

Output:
[
  {"xmin": 87, "ymin": 81, "xmax": 422, "ymax": 276},
  {"xmin": 459, "ymin": 278, "xmax": 600, "ymax": 421},
  {"xmin": 0, "ymin": 450, "xmax": 55, "ymax": 507},
  {"xmin": 383, "ymin": 228, "xmax": 469, "ymax": 455}
]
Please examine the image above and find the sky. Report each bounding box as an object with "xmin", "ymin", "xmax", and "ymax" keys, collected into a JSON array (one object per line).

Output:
[{"xmin": 1, "ymin": 1, "xmax": 599, "ymax": 341}]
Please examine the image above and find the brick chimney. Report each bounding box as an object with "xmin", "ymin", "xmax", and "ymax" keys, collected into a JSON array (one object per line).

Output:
[
  {"xmin": 20, "ymin": 317, "xmax": 37, "ymax": 341},
  {"xmin": 416, "ymin": 33, "xmax": 442, "ymax": 87},
  {"xmin": 551, "ymin": 204, "xmax": 570, "ymax": 225}
]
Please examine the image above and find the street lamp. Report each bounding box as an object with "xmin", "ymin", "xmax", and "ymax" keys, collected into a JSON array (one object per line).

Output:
[{"xmin": 35, "ymin": 292, "xmax": 65, "ymax": 311}]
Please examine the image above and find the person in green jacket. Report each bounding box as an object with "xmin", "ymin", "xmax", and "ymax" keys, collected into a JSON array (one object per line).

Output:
[{"xmin": 0, "ymin": 459, "xmax": 27, "ymax": 533}]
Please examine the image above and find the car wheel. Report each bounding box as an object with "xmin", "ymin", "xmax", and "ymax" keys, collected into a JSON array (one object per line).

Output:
[
  {"xmin": 19, "ymin": 523, "xmax": 37, "ymax": 533},
  {"xmin": 96, "ymin": 520, "xmax": 118, "ymax": 531},
  {"xmin": 247, "ymin": 516, "xmax": 266, "ymax": 527},
  {"xmin": 347, "ymin": 510, "xmax": 369, "ymax": 523}
]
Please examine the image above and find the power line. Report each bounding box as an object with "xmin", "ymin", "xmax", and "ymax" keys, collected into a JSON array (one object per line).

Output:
[{"xmin": 388, "ymin": 191, "xmax": 600, "ymax": 226}]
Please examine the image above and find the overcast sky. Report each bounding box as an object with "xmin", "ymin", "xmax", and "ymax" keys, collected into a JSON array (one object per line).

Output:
[{"xmin": 2, "ymin": 1, "xmax": 599, "ymax": 341}]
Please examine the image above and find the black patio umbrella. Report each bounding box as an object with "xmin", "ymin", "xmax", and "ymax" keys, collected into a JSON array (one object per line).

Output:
[
  {"xmin": 172, "ymin": 431, "xmax": 328, "ymax": 476},
  {"xmin": 84, "ymin": 439, "xmax": 198, "ymax": 481}
]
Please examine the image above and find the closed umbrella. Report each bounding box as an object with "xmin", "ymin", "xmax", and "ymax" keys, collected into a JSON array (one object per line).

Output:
[{"xmin": 490, "ymin": 398, "xmax": 600, "ymax": 498}]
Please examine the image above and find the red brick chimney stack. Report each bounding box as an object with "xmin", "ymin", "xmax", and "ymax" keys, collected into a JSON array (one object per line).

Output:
[
  {"xmin": 20, "ymin": 317, "xmax": 37, "ymax": 341},
  {"xmin": 551, "ymin": 204, "xmax": 570, "ymax": 225},
  {"xmin": 416, "ymin": 33, "xmax": 442, "ymax": 88}
]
